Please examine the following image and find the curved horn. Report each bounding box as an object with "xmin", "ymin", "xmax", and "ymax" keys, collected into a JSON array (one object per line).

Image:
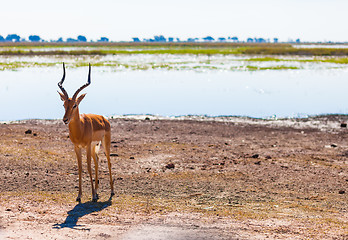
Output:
[
  {"xmin": 72, "ymin": 63, "xmax": 91, "ymax": 100},
  {"xmin": 58, "ymin": 62, "xmax": 69, "ymax": 98}
]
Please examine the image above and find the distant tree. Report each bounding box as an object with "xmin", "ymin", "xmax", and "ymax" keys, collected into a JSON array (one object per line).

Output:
[
  {"xmin": 67, "ymin": 38, "xmax": 77, "ymax": 42},
  {"xmin": 168, "ymin": 37, "xmax": 174, "ymax": 42},
  {"xmin": 187, "ymin": 38, "xmax": 196, "ymax": 42},
  {"xmin": 273, "ymin": 38, "xmax": 279, "ymax": 43},
  {"xmin": 0, "ymin": 35, "xmax": 5, "ymax": 42},
  {"xmin": 98, "ymin": 37, "xmax": 109, "ymax": 42},
  {"xmin": 203, "ymin": 36, "xmax": 214, "ymax": 42},
  {"xmin": 218, "ymin": 37, "xmax": 226, "ymax": 42},
  {"xmin": 231, "ymin": 37, "xmax": 238, "ymax": 42},
  {"xmin": 132, "ymin": 37, "xmax": 141, "ymax": 42},
  {"xmin": 56, "ymin": 37, "xmax": 63, "ymax": 42},
  {"xmin": 77, "ymin": 35, "xmax": 87, "ymax": 42},
  {"xmin": 6, "ymin": 34, "xmax": 21, "ymax": 42},
  {"xmin": 154, "ymin": 35, "xmax": 166, "ymax": 42},
  {"xmin": 254, "ymin": 38, "xmax": 266, "ymax": 43},
  {"xmin": 247, "ymin": 38, "xmax": 254, "ymax": 43},
  {"xmin": 29, "ymin": 35, "xmax": 41, "ymax": 42},
  {"xmin": 296, "ymin": 38, "xmax": 301, "ymax": 43},
  {"xmin": 176, "ymin": 38, "xmax": 181, "ymax": 42}
]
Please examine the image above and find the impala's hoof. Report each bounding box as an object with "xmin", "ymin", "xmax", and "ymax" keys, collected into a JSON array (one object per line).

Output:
[
  {"xmin": 76, "ymin": 197, "xmax": 81, "ymax": 203},
  {"xmin": 96, "ymin": 194, "xmax": 99, "ymax": 200},
  {"xmin": 92, "ymin": 198, "xmax": 98, "ymax": 202}
]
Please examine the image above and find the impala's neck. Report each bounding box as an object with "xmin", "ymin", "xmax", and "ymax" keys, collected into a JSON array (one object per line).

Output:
[{"xmin": 68, "ymin": 107, "xmax": 83, "ymax": 140}]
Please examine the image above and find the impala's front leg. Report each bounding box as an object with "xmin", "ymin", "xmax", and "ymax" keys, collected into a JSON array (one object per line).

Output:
[
  {"xmin": 86, "ymin": 144, "xmax": 97, "ymax": 202},
  {"xmin": 74, "ymin": 146, "xmax": 83, "ymax": 203},
  {"xmin": 92, "ymin": 145, "xmax": 99, "ymax": 200}
]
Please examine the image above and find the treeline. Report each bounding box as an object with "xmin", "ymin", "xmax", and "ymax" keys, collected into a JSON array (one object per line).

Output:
[{"xmin": 0, "ymin": 34, "xmax": 109, "ymax": 43}]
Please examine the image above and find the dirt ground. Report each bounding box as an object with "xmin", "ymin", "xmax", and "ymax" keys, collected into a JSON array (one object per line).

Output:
[{"xmin": 0, "ymin": 115, "xmax": 347, "ymax": 239}]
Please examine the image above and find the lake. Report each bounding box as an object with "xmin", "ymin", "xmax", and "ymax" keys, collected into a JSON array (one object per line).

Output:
[{"xmin": 0, "ymin": 56, "xmax": 348, "ymax": 121}]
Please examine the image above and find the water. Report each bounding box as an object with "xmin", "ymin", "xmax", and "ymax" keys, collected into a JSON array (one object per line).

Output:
[{"xmin": 0, "ymin": 66, "xmax": 348, "ymax": 121}]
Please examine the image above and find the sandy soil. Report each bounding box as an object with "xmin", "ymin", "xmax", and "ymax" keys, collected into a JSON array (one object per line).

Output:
[{"xmin": 0, "ymin": 115, "xmax": 347, "ymax": 239}]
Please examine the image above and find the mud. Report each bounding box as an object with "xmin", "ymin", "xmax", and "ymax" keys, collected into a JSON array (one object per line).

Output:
[{"xmin": 0, "ymin": 115, "xmax": 347, "ymax": 239}]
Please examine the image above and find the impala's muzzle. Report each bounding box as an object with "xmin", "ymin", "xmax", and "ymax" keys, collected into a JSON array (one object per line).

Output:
[{"xmin": 63, "ymin": 118, "xmax": 69, "ymax": 124}]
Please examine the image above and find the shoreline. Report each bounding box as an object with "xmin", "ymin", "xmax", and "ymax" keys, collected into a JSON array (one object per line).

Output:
[{"xmin": 3, "ymin": 113, "xmax": 348, "ymax": 132}]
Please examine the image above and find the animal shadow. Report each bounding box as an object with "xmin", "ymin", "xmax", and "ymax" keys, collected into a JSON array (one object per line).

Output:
[{"xmin": 53, "ymin": 197, "xmax": 112, "ymax": 230}]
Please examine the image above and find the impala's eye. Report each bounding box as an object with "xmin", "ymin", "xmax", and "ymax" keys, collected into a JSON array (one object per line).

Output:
[{"xmin": 73, "ymin": 104, "xmax": 77, "ymax": 109}]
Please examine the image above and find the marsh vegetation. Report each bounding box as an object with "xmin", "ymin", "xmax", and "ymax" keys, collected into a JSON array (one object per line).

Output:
[{"xmin": 0, "ymin": 42, "xmax": 348, "ymax": 72}]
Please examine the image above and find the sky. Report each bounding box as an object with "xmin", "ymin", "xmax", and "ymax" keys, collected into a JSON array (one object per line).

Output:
[{"xmin": 1, "ymin": 0, "xmax": 347, "ymax": 42}]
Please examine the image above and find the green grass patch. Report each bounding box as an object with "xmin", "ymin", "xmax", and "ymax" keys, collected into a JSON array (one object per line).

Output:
[
  {"xmin": 244, "ymin": 65, "xmax": 300, "ymax": 71},
  {"xmin": 245, "ymin": 56, "xmax": 348, "ymax": 64},
  {"xmin": 0, "ymin": 42, "xmax": 348, "ymax": 56}
]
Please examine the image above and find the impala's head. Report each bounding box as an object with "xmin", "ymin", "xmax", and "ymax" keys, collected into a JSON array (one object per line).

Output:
[{"xmin": 58, "ymin": 63, "xmax": 91, "ymax": 124}]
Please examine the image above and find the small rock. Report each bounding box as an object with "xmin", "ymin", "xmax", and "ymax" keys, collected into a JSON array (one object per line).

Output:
[
  {"xmin": 110, "ymin": 153, "xmax": 118, "ymax": 157},
  {"xmin": 254, "ymin": 161, "xmax": 261, "ymax": 165},
  {"xmin": 117, "ymin": 177, "xmax": 123, "ymax": 180},
  {"xmin": 251, "ymin": 154, "xmax": 259, "ymax": 159},
  {"xmin": 130, "ymin": 157, "xmax": 135, "ymax": 159},
  {"xmin": 339, "ymin": 190, "xmax": 345, "ymax": 194},
  {"xmin": 98, "ymin": 233, "xmax": 111, "ymax": 238},
  {"xmin": 25, "ymin": 129, "xmax": 32, "ymax": 134},
  {"xmin": 145, "ymin": 117, "xmax": 150, "ymax": 121},
  {"xmin": 341, "ymin": 123, "xmax": 347, "ymax": 128},
  {"xmin": 331, "ymin": 144, "xmax": 338, "ymax": 148},
  {"xmin": 165, "ymin": 163, "xmax": 175, "ymax": 169},
  {"xmin": 33, "ymin": 133, "xmax": 37, "ymax": 136},
  {"xmin": 265, "ymin": 156, "xmax": 272, "ymax": 159},
  {"xmin": 5, "ymin": 208, "xmax": 11, "ymax": 211}
]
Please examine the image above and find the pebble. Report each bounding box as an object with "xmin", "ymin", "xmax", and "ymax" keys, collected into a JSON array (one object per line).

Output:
[
  {"xmin": 165, "ymin": 163, "xmax": 175, "ymax": 169},
  {"xmin": 25, "ymin": 129, "xmax": 32, "ymax": 134}
]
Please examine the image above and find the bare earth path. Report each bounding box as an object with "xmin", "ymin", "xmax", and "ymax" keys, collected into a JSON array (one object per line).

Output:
[{"xmin": 0, "ymin": 116, "xmax": 347, "ymax": 239}]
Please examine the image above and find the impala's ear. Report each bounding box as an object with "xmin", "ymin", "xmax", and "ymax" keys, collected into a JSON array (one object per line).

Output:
[
  {"xmin": 58, "ymin": 91, "xmax": 67, "ymax": 101},
  {"xmin": 76, "ymin": 93, "xmax": 86, "ymax": 105}
]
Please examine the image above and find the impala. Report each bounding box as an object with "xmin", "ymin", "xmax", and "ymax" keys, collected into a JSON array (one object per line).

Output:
[{"xmin": 58, "ymin": 63, "xmax": 114, "ymax": 202}]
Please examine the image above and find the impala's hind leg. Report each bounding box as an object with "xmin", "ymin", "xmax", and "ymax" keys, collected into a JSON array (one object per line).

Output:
[
  {"xmin": 103, "ymin": 131, "xmax": 114, "ymax": 197},
  {"xmin": 92, "ymin": 142, "xmax": 101, "ymax": 200},
  {"xmin": 87, "ymin": 144, "xmax": 97, "ymax": 202}
]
